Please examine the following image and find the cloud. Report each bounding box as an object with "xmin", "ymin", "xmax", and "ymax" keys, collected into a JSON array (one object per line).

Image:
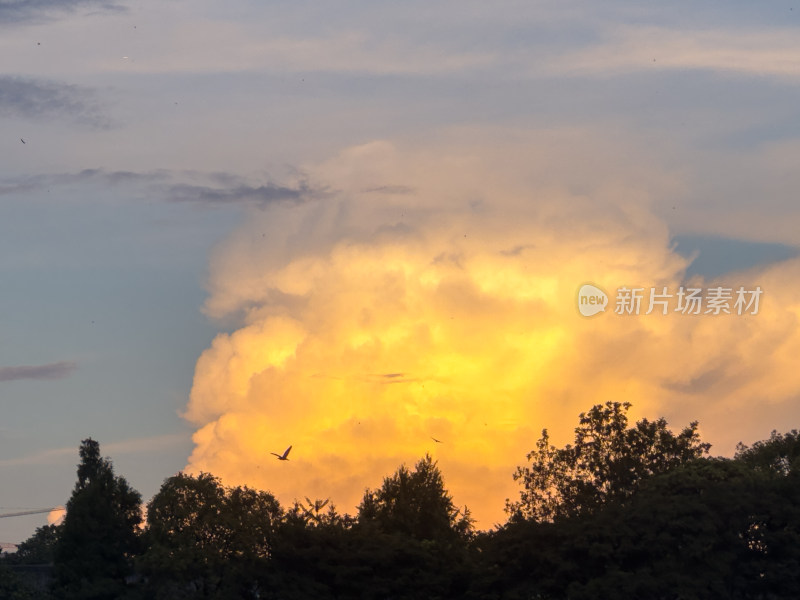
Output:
[
  {"xmin": 165, "ymin": 180, "xmax": 316, "ymax": 207},
  {"xmin": 0, "ymin": 361, "xmax": 76, "ymax": 382},
  {"xmin": 0, "ymin": 168, "xmax": 316, "ymax": 208},
  {"xmin": 0, "ymin": 433, "xmax": 187, "ymax": 467},
  {"xmin": 183, "ymin": 134, "xmax": 800, "ymax": 527},
  {"xmin": 102, "ymin": 20, "xmax": 498, "ymax": 76},
  {"xmin": 0, "ymin": 168, "xmax": 169, "ymax": 192},
  {"xmin": 0, "ymin": 446, "xmax": 75, "ymax": 467},
  {"xmin": 0, "ymin": 0, "xmax": 124, "ymax": 25},
  {"xmin": 46, "ymin": 507, "xmax": 66, "ymax": 525},
  {"xmin": 0, "ymin": 76, "xmax": 110, "ymax": 127},
  {"xmin": 548, "ymin": 26, "xmax": 800, "ymax": 80},
  {"xmin": 361, "ymin": 185, "xmax": 416, "ymax": 195},
  {"xmin": 179, "ymin": 134, "xmax": 799, "ymax": 526}
]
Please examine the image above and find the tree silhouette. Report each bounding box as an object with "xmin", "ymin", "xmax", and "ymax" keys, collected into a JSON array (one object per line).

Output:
[
  {"xmin": 735, "ymin": 429, "xmax": 800, "ymax": 476},
  {"xmin": 358, "ymin": 454, "xmax": 473, "ymax": 542},
  {"xmin": 507, "ymin": 401, "xmax": 710, "ymax": 521},
  {"xmin": 5, "ymin": 524, "xmax": 61, "ymax": 566},
  {"xmin": 140, "ymin": 472, "xmax": 283, "ymax": 598},
  {"xmin": 52, "ymin": 439, "xmax": 142, "ymax": 599}
]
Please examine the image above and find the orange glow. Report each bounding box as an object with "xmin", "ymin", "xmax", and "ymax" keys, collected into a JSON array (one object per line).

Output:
[
  {"xmin": 47, "ymin": 507, "xmax": 66, "ymax": 526},
  {"xmin": 184, "ymin": 137, "xmax": 800, "ymax": 527}
]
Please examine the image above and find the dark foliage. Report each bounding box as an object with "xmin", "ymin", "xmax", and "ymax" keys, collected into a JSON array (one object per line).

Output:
[
  {"xmin": 51, "ymin": 438, "xmax": 142, "ymax": 600},
  {"xmin": 0, "ymin": 563, "xmax": 36, "ymax": 600},
  {"xmin": 358, "ymin": 454, "xmax": 474, "ymax": 542},
  {"xmin": 4, "ymin": 523, "xmax": 61, "ymax": 565},
  {"xmin": 507, "ymin": 401, "xmax": 711, "ymax": 521},
  {"xmin": 28, "ymin": 404, "xmax": 800, "ymax": 599},
  {"xmin": 478, "ymin": 458, "xmax": 800, "ymax": 599},
  {"xmin": 139, "ymin": 472, "xmax": 283, "ymax": 599}
]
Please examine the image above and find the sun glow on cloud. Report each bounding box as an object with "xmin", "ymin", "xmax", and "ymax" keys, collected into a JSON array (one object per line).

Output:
[{"xmin": 184, "ymin": 134, "xmax": 800, "ymax": 526}]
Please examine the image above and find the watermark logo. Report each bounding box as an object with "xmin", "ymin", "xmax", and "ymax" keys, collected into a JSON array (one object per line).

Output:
[
  {"xmin": 577, "ymin": 283, "xmax": 609, "ymax": 317},
  {"xmin": 577, "ymin": 284, "xmax": 763, "ymax": 316}
]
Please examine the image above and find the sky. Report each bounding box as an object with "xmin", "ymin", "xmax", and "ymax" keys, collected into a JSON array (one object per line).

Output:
[{"xmin": 2, "ymin": 0, "xmax": 800, "ymax": 543}]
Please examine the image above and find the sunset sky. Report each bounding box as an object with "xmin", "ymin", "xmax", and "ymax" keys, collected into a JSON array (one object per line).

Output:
[{"xmin": 2, "ymin": 0, "xmax": 800, "ymax": 543}]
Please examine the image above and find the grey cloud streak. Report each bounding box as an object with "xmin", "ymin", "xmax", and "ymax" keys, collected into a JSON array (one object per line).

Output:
[
  {"xmin": 0, "ymin": 168, "xmax": 322, "ymax": 208},
  {"xmin": 0, "ymin": 76, "xmax": 111, "ymax": 127},
  {"xmin": 166, "ymin": 181, "xmax": 316, "ymax": 207},
  {"xmin": 0, "ymin": 361, "xmax": 77, "ymax": 382}
]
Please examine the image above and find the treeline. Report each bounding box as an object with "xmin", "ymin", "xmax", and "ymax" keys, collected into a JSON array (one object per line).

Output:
[{"xmin": 2, "ymin": 402, "xmax": 800, "ymax": 599}]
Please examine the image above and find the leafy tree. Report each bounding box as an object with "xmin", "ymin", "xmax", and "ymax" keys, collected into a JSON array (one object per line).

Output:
[
  {"xmin": 735, "ymin": 429, "xmax": 800, "ymax": 476},
  {"xmin": 358, "ymin": 454, "xmax": 473, "ymax": 542},
  {"xmin": 52, "ymin": 438, "xmax": 142, "ymax": 600},
  {"xmin": 0, "ymin": 564, "xmax": 42, "ymax": 600},
  {"xmin": 140, "ymin": 472, "xmax": 283, "ymax": 599},
  {"xmin": 269, "ymin": 457, "xmax": 474, "ymax": 600},
  {"xmin": 478, "ymin": 456, "xmax": 800, "ymax": 599},
  {"xmin": 507, "ymin": 401, "xmax": 710, "ymax": 521},
  {"xmin": 570, "ymin": 457, "xmax": 800, "ymax": 599},
  {"xmin": 285, "ymin": 497, "xmax": 344, "ymax": 529},
  {"xmin": 271, "ymin": 519, "xmax": 463, "ymax": 600},
  {"xmin": 5, "ymin": 524, "xmax": 61, "ymax": 565},
  {"xmin": 0, "ymin": 564, "xmax": 36, "ymax": 600}
]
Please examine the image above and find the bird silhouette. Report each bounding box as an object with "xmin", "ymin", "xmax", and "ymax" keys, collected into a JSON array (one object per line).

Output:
[
  {"xmin": 20, "ymin": 138, "xmax": 25, "ymax": 144},
  {"xmin": 271, "ymin": 445, "xmax": 292, "ymax": 460},
  {"xmin": 431, "ymin": 437, "xmax": 443, "ymax": 443}
]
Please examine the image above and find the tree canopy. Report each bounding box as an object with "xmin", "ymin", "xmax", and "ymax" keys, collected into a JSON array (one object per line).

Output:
[
  {"xmin": 358, "ymin": 454, "xmax": 473, "ymax": 542},
  {"xmin": 140, "ymin": 472, "xmax": 283, "ymax": 599},
  {"xmin": 9, "ymin": 403, "xmax": 800, "ymax": 599},
  {"xmin": 507, "ymin": 401, "xmax": 711, "ymax": 521},
  {"xmin": 51, "ymin": 438, "xmax": 142, "ymax": 600},
  {"xmin": 735, "ymin": 429, "xmax": 800, "ymax": 476}
]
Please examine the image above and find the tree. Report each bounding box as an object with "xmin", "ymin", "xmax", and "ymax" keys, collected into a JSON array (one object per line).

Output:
[
  {"xmin": 52, "ymin": 439, "xmax": 142, "ymax": 599},
  {"xmin": 269, "ymin": 456, "xmax": 474, "ymax": 600},
  {"xmin": 0, "ymin": 564, "xmax": 36, "ymax": 600},
  {"xmin": 507, "ymin": 401, "xmax": 710, "ymax": 521},
  {"xmin": 358, "ymin": 454, "xmax": 473, "ymax": 542},
  {"xmin": 477, "ymin": 457, "xmax": 800, "ymax": 599},
  {"xmin": 140, "ymin": 472, "xmax": 283, "ymax": 599},
  {"xmin": 5, "ymin": 524, "xmax": 61, "ymax": 566},
  {"xmin": 735, "ymin": 429, "xmax": 800, "ymax": 476}
]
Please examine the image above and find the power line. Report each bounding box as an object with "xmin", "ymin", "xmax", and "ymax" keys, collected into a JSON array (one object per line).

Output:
[{"xmin": 0, "ymin": 507, "xmax": 64, "ymax": 519}]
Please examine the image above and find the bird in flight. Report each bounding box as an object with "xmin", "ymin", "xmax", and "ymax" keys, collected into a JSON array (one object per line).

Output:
[
  {"xmin": 431, "ymin": 437, "xmax": 444, "ymax": 444},
  {"xmin": 271, "ymin": 445, "xmax": 292, "ymax": 461},
  {"xmin": 20, "ymin": 138, "xmax": 26, "ymax": 144}
]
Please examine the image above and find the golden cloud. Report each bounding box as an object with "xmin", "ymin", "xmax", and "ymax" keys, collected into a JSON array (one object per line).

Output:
[{"xmin": 184, "ymin": 134, "xmax": 800, "ymax": 527}]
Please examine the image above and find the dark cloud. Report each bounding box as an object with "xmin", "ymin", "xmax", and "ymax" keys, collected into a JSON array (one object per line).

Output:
[
  {"xmin": 0, "ymin": 76, "xmax": 111, "ymax": 127},
  {"xmin": 0, "ymin": 169, "xmax": 165, "ymax": 196},
  {"xmin": 662, "ymin": 366, "xmax": 729, "ymax": 395},
  {"xmin": 363, "ymin": 373, "xmax": 420, "ymax": 384},
  {"xmin": 500, "ymin": 244, "xmax": 536, "ymax": 257},
  {"xmin": 0, "ymin": 167, "xmax": 318, "ymax": 207},
  {"xmin": 71, "ymin": 168, "xmax": 160, "ymax": 185},
  {"xmin": 362, "ymin": 185, "xmax": 416, "ymax": 195},
  {"xmin": 0, "ymin": 361, "xmax": 77, "ymax": 382},
  {"xmin": 0, "ymin": 0, "xmax": 124, "ymax": 25},
  {"xmin": 165, "ymin": 180, "xmax": 316, "ymax": 207},
  {"xmin": 0, "ymin": 179, "xmax": 40, "ymax": 195}
]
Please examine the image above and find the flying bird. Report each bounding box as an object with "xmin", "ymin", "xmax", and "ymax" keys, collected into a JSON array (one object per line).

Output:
[
  {"xmin": 271, "ymin": 445, "xmax": 292, "ymax": 461},
  {"xmin": 20, "ymin": 138, "xmax": 25, "ymax": 144},
  {"xmin": 431, "ymin": 437, "xmax": 444, "ymax": 444}
]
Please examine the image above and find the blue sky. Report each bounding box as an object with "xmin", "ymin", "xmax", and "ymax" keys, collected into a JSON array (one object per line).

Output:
[{"xmin": 2, "ymin": 0, "xmax": 800, "ymax": 541}]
